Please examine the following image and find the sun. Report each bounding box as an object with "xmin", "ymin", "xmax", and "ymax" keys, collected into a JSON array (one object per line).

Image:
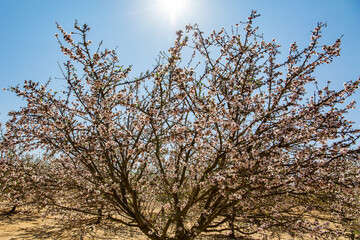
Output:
[{"xmin": 158, "ymin": 0, "xmax": 188, "ymax": 23}]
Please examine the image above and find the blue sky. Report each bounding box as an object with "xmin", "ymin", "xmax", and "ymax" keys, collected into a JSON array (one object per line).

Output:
[{"xmin": 0, "ymin": 0, "xmax": 359, "ymax": 125}]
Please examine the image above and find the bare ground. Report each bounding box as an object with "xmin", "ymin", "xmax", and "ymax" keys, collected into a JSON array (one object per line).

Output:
[
  {"xmin": 0, "ymin": 203, "xmax": 356, "ymax": 240},
  {"xmin": 0, "ymin": 210, "xmax": 271, "ymax": 240},
  {"xmin": 0, "ymin": 211, "xmax": 310, "ymax": 240}
]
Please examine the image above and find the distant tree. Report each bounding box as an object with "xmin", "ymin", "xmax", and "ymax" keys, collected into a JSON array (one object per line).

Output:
[
  {"xmin": 2, "ymin": 12, "xmax": 360, "ymax": 239},
  {"xmin": 0, "ymin": 141, "xmax": 37, "ymax": 215},
  {"xmin": 0, "ymin": 149, "xmax": 19, "ymax": 215}
]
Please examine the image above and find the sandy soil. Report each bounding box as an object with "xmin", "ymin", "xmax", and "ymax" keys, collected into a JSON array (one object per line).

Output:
[
  {"xmin": 0, "ymin": 202, "xmax": 252, "ymax": 240},
  {"xmin": 0, "ymin": 212, "xmax": 148, "ymax": 240},
  {"xmin": 0, "ymin": 202, "xmax": 148, "ymax": 240},
  {"xmin": 0, "ymin": 211, "xmax": 294, "ymax": 240},
  {"xmin": 0, "ymin": 210, "xmax": 260, "ymax": 240},
  {"xmin": 0, "ymin": 204, "xmax": 355, "ymax": 240}
]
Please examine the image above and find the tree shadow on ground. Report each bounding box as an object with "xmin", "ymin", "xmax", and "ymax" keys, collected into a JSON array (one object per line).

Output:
[
  {"xmin": 10, "ymin": 224, "xmax": 120, "ymax": 240},
  {"xmin": 0, "ymin": 213, "xmax": 144, "ymax": 240},
  {"xmin": 0, "ymin": 210, "xmax": 40, "ymax": 224},
  {"xmin": 1, "ymin": 210, "xmax": 260, "ymax": 240},
  {"xmin": 198, "ymin": 234, "xmax": 257, "ymax": 240}
]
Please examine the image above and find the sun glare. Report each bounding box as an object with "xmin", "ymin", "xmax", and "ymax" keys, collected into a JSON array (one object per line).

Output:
[{"xmin": 158, "ymin": 0, "xmax": 188, "ymax": 23}]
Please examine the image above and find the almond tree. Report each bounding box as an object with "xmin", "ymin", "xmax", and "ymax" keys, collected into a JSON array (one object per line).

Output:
[
  {"xmin": 2, "ymin": 12, "xmax": 360, "ymax": 239},
  {"xmin": 0, "ymin": 140, "xmax": 39, "ymax": 215},
  {"xmin": 0, "ymin": 149, "xmax": 19, "ymax": 215}
]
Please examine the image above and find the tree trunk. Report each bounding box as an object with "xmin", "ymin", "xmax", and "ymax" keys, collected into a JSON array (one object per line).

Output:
[
  {"xmin": 96, "ymin": 208, "xmax": 102, "ymax": 224},
  {"xmin": 228, "ymin": 206, "xmax": 236, "ymax": 239},
  {"xmin": 9, "ymin": 205, "xmax": 16, "ymax": 213},
  {"xmin": 2, "ymin": 205, "xmax": 17, "ymax": 215}
]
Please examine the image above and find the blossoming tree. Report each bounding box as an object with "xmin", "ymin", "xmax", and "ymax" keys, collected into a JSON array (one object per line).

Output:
[
  {"xmin": 2, "ymin": 12, "xmax": 360, "ymax": 239},
  {"xmin": 0, "ymin": 137, "xmax": 40, "ymax": 215}
]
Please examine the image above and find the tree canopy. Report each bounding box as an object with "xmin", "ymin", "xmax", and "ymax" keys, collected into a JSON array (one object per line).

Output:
[{"xmin": 1, "ymin": 12, "xmax": 360, "ymax": 240}]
